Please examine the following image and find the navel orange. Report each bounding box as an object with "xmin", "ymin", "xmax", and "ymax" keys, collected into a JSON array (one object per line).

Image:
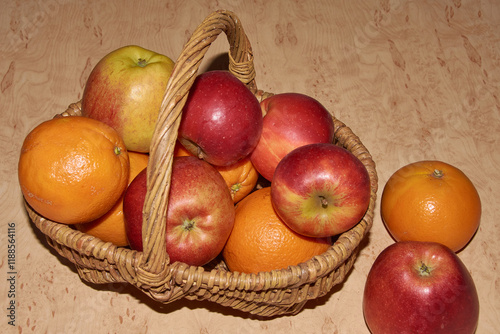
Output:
[
  {"xmin": 18, "ymin": 116, "xmax": 130, "ymax": 224},
  {"xmin": 215, "ymin": 157, "xmax": 258, "ymax": 203},
  {"xmin": 75, "ymin": 151, "xmax": 149, "ymax": 246},
  {"xmin": 381, "ymin": 160, "xmax": 481, "ymax": 252},
  {"xmin": 222, "ymin": 187, "xmax": 331, "ymax": 274}
]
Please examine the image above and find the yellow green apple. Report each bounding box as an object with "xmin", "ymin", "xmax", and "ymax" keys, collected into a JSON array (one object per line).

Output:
[{"xmin": 81, "ymin": 45, "xmax": 175, "ymax": 153}]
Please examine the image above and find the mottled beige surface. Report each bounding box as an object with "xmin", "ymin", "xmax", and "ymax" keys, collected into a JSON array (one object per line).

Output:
[{"xmin": 1, "ymin": 0, "xmax": 499, "ymax": 333}]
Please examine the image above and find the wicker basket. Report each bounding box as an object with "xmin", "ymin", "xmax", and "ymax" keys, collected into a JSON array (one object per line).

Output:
[{"xmin": 25, "ymin": 10, "xmax": 378, "ymax": 317}]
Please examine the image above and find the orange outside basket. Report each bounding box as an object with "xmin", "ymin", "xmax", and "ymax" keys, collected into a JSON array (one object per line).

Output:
[{"xmin": 25, "ymin": 10, "xmax": 378, "ymax": 317}]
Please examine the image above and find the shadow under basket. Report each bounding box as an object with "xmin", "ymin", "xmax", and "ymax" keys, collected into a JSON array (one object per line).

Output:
[{"xmin": 25, "ymin": 9, "xmax": 378, "ymax": 317}]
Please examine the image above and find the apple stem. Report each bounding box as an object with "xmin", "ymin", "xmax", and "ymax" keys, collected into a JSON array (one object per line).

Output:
[
  {"xmin": 432, "ymin": 169, "xmax": 443, "ymax": 179},
  {"xmin": 182, "ymin": 219, "xmax": 196, "ymax": 231},
  {"xmin": 231, "ymin": 183, "xmax": 241, "ymax": 194},
  {"xmin": 319, "ymin": 196, "xmax": 328, "ymax": 209},
  {"xmin": 197, "ymin": 151, "xmax": 204, "ymax": 160},
  {"xmin": 137, "ymin": 58, "xmax": 148, "ymax": 67},
  {"xmin": 418, "ymin": 262, "xmax": 432, "ymax": 276}
]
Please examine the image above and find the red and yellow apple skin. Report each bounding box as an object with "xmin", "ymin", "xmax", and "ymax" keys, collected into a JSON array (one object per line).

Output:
[
  {"xmin": 178, "ymin": 70, "xmax": 263, "ymax": 167},
  {"xmin": 81, "ymin": 45, "xmax": 174, "ymax": 153},
  {"xmin": 363, "ymin": 241, "xmax": 479, "ymax": 334},
  {"xmin": 123, "ymin": 156, "xmax": 235, "ymax": 267},
  {"xmin": 250, "ymin": 92, "xmax": 335, "ymax": 181},
  {"xmin": 270, "ymin": 143, "xmax": 370, "ymax": 238}
]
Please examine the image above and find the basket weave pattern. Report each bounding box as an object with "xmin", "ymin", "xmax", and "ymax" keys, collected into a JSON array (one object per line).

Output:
[{"xmin": 26, "ymin": 10, "xmax": 378, "ymax": 317}]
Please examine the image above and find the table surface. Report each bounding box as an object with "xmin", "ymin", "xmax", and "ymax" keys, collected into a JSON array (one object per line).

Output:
[{"xmin": 1, "ymin": 1, "xmax": 499, "ymax": 333}]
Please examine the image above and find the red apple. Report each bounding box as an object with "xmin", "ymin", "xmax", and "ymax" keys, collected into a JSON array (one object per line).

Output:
[
  {"xmin": 178, "ymin": 70, "xmax": 263, "ymax": 166},
  {"xmin": 123, "ymin": 156, "xmax": 235, "ymax": 266},
  {"xmin": 250, "ymin": 92, "xmax": 335, "ymax": 181},
  {"xmin": 81, "ymin": 45, "xmax": 175, "ymax": 153},
  {"xmin": 271, "ymin": 143, "xmax": 370, "ymax": 238},
  {"xmin": 363, "ymin": 241, "xmax": 479, "ymax": 334}
]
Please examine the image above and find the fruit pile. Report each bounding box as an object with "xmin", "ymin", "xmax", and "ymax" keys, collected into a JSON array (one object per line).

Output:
[
  {"xmin": 18, "ymin": 41, "xmax": 482, "ymax": 332},
  {"xmin": 18, "ymin": 45, "xmax": 372, "ymax": 274}
]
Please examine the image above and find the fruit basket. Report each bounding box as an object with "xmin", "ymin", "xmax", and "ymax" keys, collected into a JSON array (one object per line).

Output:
[{"xmin": 25, "ymin": 9, "xmax": 378, "ymax": 317}]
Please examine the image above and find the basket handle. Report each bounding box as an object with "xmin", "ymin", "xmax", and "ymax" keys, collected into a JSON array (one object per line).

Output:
[{"xmin": 135, "ymin": 10, "xmax": 256, "ymax": 290}]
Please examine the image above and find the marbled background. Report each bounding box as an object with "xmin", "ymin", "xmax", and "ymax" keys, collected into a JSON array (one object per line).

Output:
[{"xmin": 1, "ymin": 0, "xmax": 499, "ymax": 333}]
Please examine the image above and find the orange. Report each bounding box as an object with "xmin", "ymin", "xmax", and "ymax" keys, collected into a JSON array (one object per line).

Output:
[
  {"xmin": 222, "ymin": 187, "xmax": 331, "ymax": 274},
  {"xmin": 174, "ymin": 140, "xmax": 258, "ymax": 203},
  {"xmin": 173, "ymin": 140, "xmax": 194, "ymax": 157},
  {"xmin": 18, "ymin": 116, "xmax": 130, "ymax": 224},
  {"xmin": 215, "ymin": 157, "xmax": 259, "ymax": 203},
  {"xmin": 75, "ymin": 152, "xmax": 149, "ymax": 246},
  {"xmin": 381, "ymin": 160, "xmax": 481, "ymax": 252}
]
